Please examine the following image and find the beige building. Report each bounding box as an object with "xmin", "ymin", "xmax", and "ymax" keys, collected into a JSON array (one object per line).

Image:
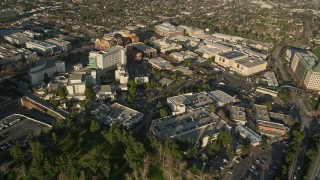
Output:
[
  {"xmin": 215, "ymin": 51, "xmax": 248, "ymax": 67},
  {"xmin": 66, "ymin": 74, "xmax": 86, "ymax": 99},
  {"xmin": 179, "ymin": 25, "xmax": 204, "ymax": 36},
  {"xmin": 232, "ymin": 57, "xmax": 267, "ymax": 76},
  {"xmin": 115, "ymin": 64, "xmax": 129, "ymax": 85},
  {"xmin": 230, "ymin": 106, "xmax": 247, "ymax": 125},
  {"xmin": 155, "ymin": 22, "xmax": 184, "ymax": 37}
]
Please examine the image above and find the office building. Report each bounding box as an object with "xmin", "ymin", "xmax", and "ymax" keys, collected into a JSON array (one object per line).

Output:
[
  {"xmin": 232, "ymin": 57, "xmax": 267, "ymax": 76},
  {"xmin": 131, "ymin": 42, "xmax": 157, "ymax": 59},
  {"xmin": 45, "ymin": 38, "xmax": 71, "ymax": 52},
  {"xmin": 155, "ymin": 22, "xmax": 184, "ymax": 37},
  {"xmin": 88, "ymin": 46, "xmax": 126, "ymax": 71},
  {"xmin": 92, "ymin": 102, "xmax": 144, "ymax": 129},
  {"xmin": 179, "ymin": 25, "xmax": 204, "ymax": 36},
  {"xmin": 148, "ymin": 57, "xmax": 174, "ymax": 70},
  {"xmin": 4, "ymin": 33, "xmax": 28, "ymax": 46},
  {"xmin": 150, "ymin": 39, "xmax": 182, "ymax": 53},
  {"xmin": 215, "ymin": 51, "xmax": 248, "ymax": 67},
  {"xmin": 23, "ymin": 30, "xmax": 44, "ymax": 41},
  {"xmin": 29, "ymin": 59, "xmax": 66, "ymax": 85},
  {"xmin": 290, "ymin": 51, "xmax": 320, "ymax": 92},
  {"xmin": 115, "ymin": 64, "xmax": 129, "ymax": 85},
  {"xmin": 26, "ymin": 41, "xmax": 59, "ymax": 55},
  {"xmin": 207, "ymin": 90, "xmax": 237, "ymax": 107},
  {"xmin": 66, "ymin": 74, "xmax": 86, "ymax": 96},
  {"xmin": 230, "ymin": 106, "xmax": 247, "ymax": 125},
  {"xmin": 236, "ymin": 125, "xmax": 262, "ymax": 146}
]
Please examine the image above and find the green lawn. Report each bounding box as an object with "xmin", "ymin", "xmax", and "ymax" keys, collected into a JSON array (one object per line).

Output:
[
  {"xmin": 312, "ymin": 45, "xmax": 320, "ymax": 60},
  {"xmin": 148, "ymin": 165, "xmax": 165, "ymax": 180}
]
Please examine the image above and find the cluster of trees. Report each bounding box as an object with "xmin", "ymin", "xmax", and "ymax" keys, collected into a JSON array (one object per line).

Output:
[
  {"xmin": 208, "ymin": 130, "xmax": 234, "ymax": 160},
  {"xmin": 277, "ymin": 120, "xmax": 305, "ymax": 178},
  {"xmin": 300, "ymin": 132, "xmax": 320, "ymax": 179}
]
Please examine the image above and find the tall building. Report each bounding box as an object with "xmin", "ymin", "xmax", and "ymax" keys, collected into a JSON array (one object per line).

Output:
[
  {"xmin": 115, "ymin": 64, "xmax": 129, "ymax": 85},
  {"xmin": 290, "ymin": 51, "xmax": 320, "ymax": 92},
  {"xmin": 88, "ymin": 46, "xmax": 127, "ymax": 71},
  {"xmin": 4, "ymin": 33, "xmax": 28, "ymax": 46}
]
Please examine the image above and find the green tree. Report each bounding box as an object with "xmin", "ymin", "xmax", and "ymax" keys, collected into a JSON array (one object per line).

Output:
[
  {"xmin": 10, "ymin": 142, "xmax": 24, "ymax": 163},
  {"xmin": 159, "ymin": 108, "xmax": 169, "ymax": 117},
  {"xmin": 57, "ymin": 87, "xmax": 66, "ymax": 97},
  {"xmin": 129, "ymin": 86, "xmax": 137, "ymax": 95},
  {"xmin": 208, "ymin": 104, "xmax": 216, "ymax": 113},
  {"xmin": 90, "ymin": 120, "xmax": 100, "ymax": 133},
  {"xmin": 262, "ymin": 102, "xmax": 272, "ymax": 111},
  {"xmin": 85, "ymin": 88, "xmax": 95, "ymax": 101},
  {"xmin": 241, "ymin": 145, "xmax": 250, "ymax": 155},
  {"xmin": 156, "ymin": 101, "xmax": 163, "ymax": 109}
]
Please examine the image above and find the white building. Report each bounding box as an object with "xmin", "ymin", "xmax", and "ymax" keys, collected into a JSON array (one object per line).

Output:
[
  {"xmin": 232, "ymin": 57, "xmax": 268, "ymax": 76},
  {"xmin": 208, "ymin": 90, "xmax": 237, "ymax": 107},
  {"xmin": 195, "ymin": 47, "xmax": 221, "ymax": 59},
  {"xmin": 89, "ymin": 45, "xmax": 127, "ymax": 71},
  {"xmin": 230, "ymin": 106, "xmax": 247, "ymax": 125},
  {"xmin": 215, "ymin": 51, "xmax": 248, "ymax": 68},
  {"xmin": 29, "ymin": 59, "xmax": 66, "ymax": 85},
  {"xmin": 150, "ymin": 39, "xmax": 182, "ymax": 53},
  {"xmin": 236, "ymin": 125, "xmax": 262, "ymax": 146},
  {"xmin": 45, "ymin": 38, "xmax": 71, "ymax": 52},
  {"xmin": 115, "ymin": 64, "xmax": 129, "ymax": 85},
  {"xmin": 4, "ymin": 33, "xmax": 28, "ymax": 46},
  {"xmin": 179, "ymin": 25, "xmax": 204, "ymax": 36},
  {"xmin": 155, "ymin": 22, "xmax": 184, "ymax": 37},
  {"xmin": 66, "ymin": 74, "xmax": 86, "ymax": 100},
  {"xmin": 96, "ymin": 85, "xmax": 115, "ymax": 99},
  {"xmin": 206, "ymin": 42, "xmax": 233, "ymax": 53},
  {"xmin": 26, "ymin": 41, "xmax": 58, "ymax": 55}
]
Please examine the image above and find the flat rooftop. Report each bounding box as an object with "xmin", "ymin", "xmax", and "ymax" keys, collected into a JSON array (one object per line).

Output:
[
  {"xmin": 133, "ymin": 43, "xmax": 156, "ymax": 52},
  {"xmin": 150, "ymin": 107, "xmax": 222, "ymax": 139},
  {"xmin": 235, "ymin": 57, "xmax": 267, "ymax": 68},
  {"xmin": 254, "ymin": 104, "xmax": 270, "ymax": 121},
  {"xmin": 230, "ymin": 106, "xmax": 246, "ymax": 122},
  {"xmin": 236, "ymin": 125, "xmax": 262, "ymax": 144},
  {"xmin": 92, "ymin": 102, "xmax": 143, "ymax": 128},
  {"xmin": 219, "ymin": 51, "xmax": 247, "ymax": 59},
  {"xmin": 208, "ymin": 90, "xmax": 236, "ymax": 105}
]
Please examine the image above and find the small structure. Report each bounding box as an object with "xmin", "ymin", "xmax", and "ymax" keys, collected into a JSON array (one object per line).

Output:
[{"xmin": 208, "ymin": 90, "xmax": 237, "ymax": 107}]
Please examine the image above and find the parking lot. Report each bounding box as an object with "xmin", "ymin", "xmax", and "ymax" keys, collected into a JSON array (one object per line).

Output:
[
  {"xmin": 226, "ymin": 143, "xmax": 286, "ymax": 180},
  {"xmin": 0, "ymin": 115, "xmax": 51, "ymax": 152}
]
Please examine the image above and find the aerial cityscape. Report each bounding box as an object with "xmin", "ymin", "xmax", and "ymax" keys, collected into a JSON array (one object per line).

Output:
[{"xmin": 1, "ymin": 0, "xmax": 320, "ymax": 179}]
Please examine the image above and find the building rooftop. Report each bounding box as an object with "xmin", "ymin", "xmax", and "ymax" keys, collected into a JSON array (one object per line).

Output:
[
  {"xmin": 236, "ymin": 125, "xmax": 262, "ymax": 145},
  {"xmin": 208, "ymin": 90, "xmax": 236, "ymax": 106},
  {"xmin": 219, "ymin": 51, "xmax": 247, "ymax": 60},
  {"xmin": 155, "ymin": 22, "xmax": 184, "ymax": 33},
  {"xmin": 132, "ymin": 42, "xmax": 156, "ymax": 53},
  {"xmin": 148, "ymin": 57, "xmax": 174, "ymax": 70},
  {"xmin": 69, "ymin": 74, "xmax": 83, "ymax": 81},
  {"xmin": 257, "ymin": 120, "xmax": 287, "ymax": 131},
  {"xmin": 234, "ymin": 57, "xmax": 267, "ymax": 68},
  {"xmin": 150, "ymin": 107, "xmax": 222, "ymax": 139},
  {"xmin": 254, "ymin": 104, "xmax": 270, "ymax": 121},
  {"xmin": 159, "ymin": 78, "xmax": 173, "ymax": 86},
  {"xmin": 230, "ymin": 106, "xmax": 247, "ymax": 123},
  {"xmin": 92, "ymin": 102, "xmax": 143, "ymax": 128}
]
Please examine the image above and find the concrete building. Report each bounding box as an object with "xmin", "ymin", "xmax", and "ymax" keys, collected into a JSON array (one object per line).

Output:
[
  {"xmin": 159, "ymin": 78, "xmax": 173, "ymax": 86},
  {"xmin": 94, "ymin": 37, "xmax": 116, "ymax": 51},
  {"xmin": 169, "ymin": 51, "xmax": 198, "ymax": 62},
  {"xmin": 230, "ymin": 106, "xmax": 247, "ymax": 125},
  {"xmin": 115, "ymin": 64, "xmax": 129, "ymax": 85},
  {"xmin": 243, "ymin": 48, "xmax": 268, "ymax": 59},
  {"xmin": 264, "ymin": 71, "xmax": 279, "ymax": 87},
  {"xmin": 255, "ymin": 87, "xmax": 278, "ymax": 97},
  {"xmin": 179, "ymin": 25, "xmax": 204, "ymax": 36},
  {"xmin": 148, "ymin": 57, "xmax": 174, "ymax": 70},
  {"xmin": 92, "ymin": 102, "xmax": 144, "ymax": 129},
  {"xmin": 232, "ymin": 57, "xmax": 267, "ymax": 76},
  {"xmin": 215, "ymin": 51, "xmax": 248, "ymax": 68},
  {"xmin": 253, "ymin": 104, "xmax": 270, "ymax": 121},
  {"xmin": 167, "ymin": 92, "xmax": 214, "ymax": 115},
  {"xmin": 150, "ymin": 107, "xmax": 228, "ymax": 140},
  {"xmin": 212, "ymin": 33, "xmax": 245, "ymax": 43},
  {"xmin": 206, "ymin": 42, "xmax": 233, "ymax": 53},
  {"xmin": 88, "ymin": 46, "xmax": 127, "ymax": 71},
  {"xmin": 195, "ymin": 47, "xmax": 221, "ymax": 59},
  {"xmin": 150, "ymin": 39, "xmax": 182, "ymax": 53},
  {"xmin": 45, "ymin": 38, "xmax": 71, "ymax": 52},
  {"xmin": 208, "ymin": 90, "xmax": 237, "ymax": 107},
  {"xmin": 96, "ymin": 85, "xmax": 115, "ymax": 99},
  {"xmin": 236, "ymin": 125, "xmax": 262, "ymax": 146},
  {"xmin": 173, "ymin": 66, "xmax": 193, "ymax": 76},
  {"xmin": 155, "ymin": 22, "xmax": 184, "ymax": 37},
  {"xmin": 73, "ymin": 63, "xmax": 83, "ymax": 71},
  {"xmin": 0, "ymin": 44, "xmax": 22, "ymax": 64},
  {"xmin": 4, "ymin": 33, "xmax": 28, "ymax": 46},
  {"xmin": 256, "ymin": 120, "xmax": 288, "ymax": 137},
  {"xmin": 135, "ymin": 76, "xmax": 149, "ymax": 84},
  {"xmin": 29, "ymin": 59, "xmax": 66, "ymax": 85},
  {"xmin": 23, "ymin": 30, "xmax": 44, "ymax": 41},
  {"xmin": 66, "ymin": 74, "xmax": 86, "ymax": 98},
  {"xmin": 131, "ymin": 42, "xmax": 157, "ymax": 59},
  {"xmin": 26, "ymin": 41, "xmax": 59, "ymax": 55},
  {"xmin": 290, "ymin": 51, "xmax": 320, "ymax": 92}
]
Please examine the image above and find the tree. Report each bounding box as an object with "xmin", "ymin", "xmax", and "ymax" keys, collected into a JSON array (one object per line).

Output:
[
  {"xmin": 10, "ymin": 142, "xmax": 24, "ymax": 163},
  {"xmin": 241, "ymin": 145, "xmax": 250, "ymax": 155},
  {"xmin": 85, "ymin": 88, "xmax": 95, "ymax": 101},
  {"xmin": 159, "ymin": 108, "xmax": 168, "ymax": 118},
  {"xmin": 90, "ymin": 120, "xmax": 100, "ymax": 133},
  {"xmin": 262, "ymin": 102, "xmax": 272, "ymax": 111},
  {"xmin": 57, "ymin": 87, "xmax": 66, "ymax": 97},
  {"xmin": 156, "ymin": 101, "xmax": 163, "ymax": 109},
  {"xmin": 129, "ymin": 86, "xmax": 137, "ymax": 95},
  {"xmin": 5, "ymin": 64, "xmax": 14, "ymax": 75},
  {"xmin": 208, "ymin": 104, "xmax": 216, "ymax": 113}
]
